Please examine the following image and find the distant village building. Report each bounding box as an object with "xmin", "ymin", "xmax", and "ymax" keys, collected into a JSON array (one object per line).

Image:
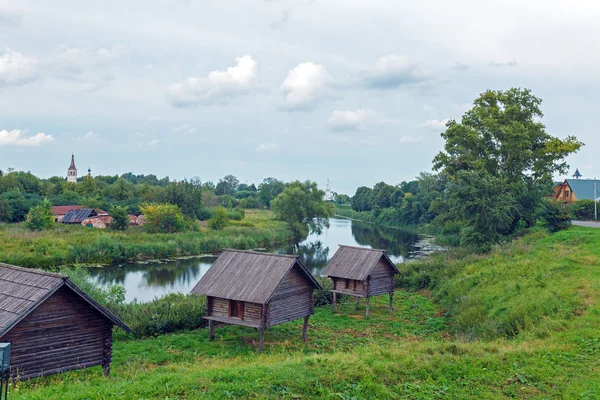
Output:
[
  {"xmin": 0, "ymin": 263, "xmax": 130, "ymax": 379},
  {"xmin": 61, "ymin": 209, "xmax": 108, "ymax": 225},
  {"xmin": 191, "ymin": 250, "xmax": 322, "ymax": 352},
  {"xmin": 67, "ymin": 154, "xmax": 78, "ymax": 183},
  {"xmin": 52, "ymin": 205, "xmax": 84, "ymax": 222},
  {"xmin": 553, "ymin": 169, "xmax": 599, "ymax": 204},
  {"xmin": 324, "ymin": 179, "xmax": 334, "ymax": 202},
  {"xmin": 323, "ymin": 245, "xmax": 399, "ymax": 317}
]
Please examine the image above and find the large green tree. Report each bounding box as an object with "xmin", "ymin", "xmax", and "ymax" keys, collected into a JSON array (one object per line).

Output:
[
  {"xmin": 433, "ymin": 88, "xmax": 583, "ymax": 249},
  {"xmin": 271, "ymin": 180, "xmax": 335, "ymax": 242}
]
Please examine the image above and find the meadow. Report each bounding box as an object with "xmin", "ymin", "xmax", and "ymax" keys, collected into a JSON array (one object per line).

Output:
[
  {"xmin": 0, "ymin": 210, "xmax": 293, "ymax": 268},
  {"xmin": 10, "ymin": 226, "xmax": 600, "ymax": 399}
]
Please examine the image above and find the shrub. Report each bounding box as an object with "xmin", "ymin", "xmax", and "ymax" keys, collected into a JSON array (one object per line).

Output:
[
  {"xmin": 208, "ymin": 206, "xmax": 229, "ymax": 230},
  {"xmin": 569, "ymin": 200, "xmax": 597, "ymax": 220},
  {"xmin": 227, "ymin": 208, "xmax": 245, "ymax": 221},
  {"xmin": 109, "ymin": 205, "xmax": 130, "ymax": 231},
  {"xmin": 540, "ymin": 199, "xmax": 571, "ymax": 233},
  {"xmin": 220, "ymin": 194, "xmax": 239, "ymax": 208},
  {"xmin": 239, "ymin": 196, "xmax": 260, "ymax": 209},
  {"xmin": 141, "ymin": 203, "xmax": 186, "ymax": 233},
  {"xmin": 25, "ymin": 198, "xmax": 54, "ymax": 231}
]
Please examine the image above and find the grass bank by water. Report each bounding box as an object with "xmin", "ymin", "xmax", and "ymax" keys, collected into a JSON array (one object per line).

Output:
[
  {"xmin": 11, "ymin": 226, "xmax": 600, "ymax": 399},
  {"xmin": 0, "ymin": 210, "xmax": 293, "ymax": 268}
]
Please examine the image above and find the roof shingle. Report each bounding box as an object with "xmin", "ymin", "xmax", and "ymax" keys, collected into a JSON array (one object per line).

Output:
[{"xmin": 322, "ymin": 245, "xmax": 399, "ymax": 281}]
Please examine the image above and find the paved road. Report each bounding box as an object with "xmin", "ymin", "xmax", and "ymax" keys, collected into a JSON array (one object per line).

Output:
[{"xmin": 572, "ymin": 220, "xmax": 600, "ymax": 228}]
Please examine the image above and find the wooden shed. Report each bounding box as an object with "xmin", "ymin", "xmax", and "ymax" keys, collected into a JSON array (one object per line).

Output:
[
  {"xmin": 322, "ymin": 245, "xmax": 399, "ymax": 316},
  {"xmin": 191, "ymin": 250, "xmax": 322, "ymax": 351},
  {"xmin": 0, "ymin": 263, "xmax": 130, "ymax": 380}
]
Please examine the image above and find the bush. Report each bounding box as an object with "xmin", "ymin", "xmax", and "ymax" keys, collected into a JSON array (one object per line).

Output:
[
  {"xmin": 540, "ymin": 199, "xmax": 571, "ymax": 233},
  {"xmin": 569, "ymin": 200, "xmax": 598, "ymax": 220},
  {"xmin": 220, "ymin": 194, "xmax": 239, "ymax": 208},
  {"xmin": 227, "ymin": 208, "xmax": 245, "ymax": 221},
  {"xmin": 239, "ymin": 196, "xmax": 260, "ymax": 209},
  {"xmin": 109, "ymin": 205, "xmax": 129, "ymax": 231},
  {"xmin": 25, "ymin": 198, "xmax": 54, "ymax": 231},
  {"xmin": 141, "ymin": 203, "xmax": 186, "ymax": 233},
  {"xmin": 208, "ymin": 206, "xmax": 229, "ymax": 230}
]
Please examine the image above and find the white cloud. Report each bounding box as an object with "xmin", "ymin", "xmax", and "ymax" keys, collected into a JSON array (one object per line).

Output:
[
  {"xmin": 327, "ymin": 108, "xmax": 374, "ymax": 131},
  {"xmin": 451, "ymin": 62, "xmax": 470, "ymax": 71},
  {"xmin": 166, "ymin": 55, "xmax": 257, "ymax": 107},
  {"xmin": 148, "ymin": 139, "xmax": 160, "ymax": 146},
  {"xmin": 421, "ymin": 119, "xmax": 449, "ymax": 129},
  {"xmin": 256, "ymin": 142, "xmax": 280, "ymax": 152},
  {"xmin": 148, "ymin": 116, "xmax": 161, "ymax": 123},
  {"xmin": 134, "ymin": 132, "xmax": 147, "ymax": 137},
  {"xmin": 0, "ymin": 49, "xmax": 38, "ymax": 86},
  {"xmin": 280, "ymin": 62, "xmax": 331, "ymax": 111},
  {"xmin": 0, "ymin": 129, "xmax": 54, "ymax": 147},
  {"xmin": 398, "ymin": 136, "xmax": 423, "ymax": 144},
  {"xmin": 171, "ymin": 124, "xmax": 197, "ymax": 135},
  {"xmin": 490, "ymin": 60, "xmax": 517, "ymax": 68},
  {"xmin": 77, "ymin": 131, "xmax": 98, "ymax": 141},
  {"xmin": 361, "ymin": 55, "xmax": 429, "ymax": 89}
]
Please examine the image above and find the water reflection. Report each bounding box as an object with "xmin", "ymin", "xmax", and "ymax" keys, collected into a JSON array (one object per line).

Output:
[{"xmin": 88, "ymin": 218, "xmax": 435, "ymax": 303}]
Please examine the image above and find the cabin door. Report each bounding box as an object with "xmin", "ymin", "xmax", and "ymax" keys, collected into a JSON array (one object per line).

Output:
[{"xmin": 229, "ymin": 300, "xmax": 245, "ymax": 319}]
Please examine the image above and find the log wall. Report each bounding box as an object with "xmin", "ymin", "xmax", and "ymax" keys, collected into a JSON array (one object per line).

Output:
[
  {"xmin": 331, "ymin": 277, "xmax": 367, "ymax": 296},
  {"xmin": 367, "ymin": 260, "xmax": 395, "ymax": 296},
  {"xmin": 207, "ymin": 296, "xmax": 263, "ymax": 324},
  {"xmin": 268, "ymin": 265, "xmax": 314, "ymax": 327}
]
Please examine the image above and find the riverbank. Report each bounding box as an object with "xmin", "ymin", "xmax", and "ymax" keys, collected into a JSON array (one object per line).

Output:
[
  {"xmin": 0, "ymin": 210, "xmax": 293, "ymax": 268},
  {"xmin": 12, "ymin": 226, "xmax": 600, "ymax": 398}
]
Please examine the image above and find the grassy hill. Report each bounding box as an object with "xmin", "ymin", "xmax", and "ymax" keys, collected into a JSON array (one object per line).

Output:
[{"xmin": 12, "ymin": 227, "xmax": 600, "ymax": 399}]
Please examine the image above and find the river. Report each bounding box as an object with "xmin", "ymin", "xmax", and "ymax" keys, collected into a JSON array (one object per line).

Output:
[{"xmin": 88, "ymin": 218, "xmax": 442, "ymax": 303}]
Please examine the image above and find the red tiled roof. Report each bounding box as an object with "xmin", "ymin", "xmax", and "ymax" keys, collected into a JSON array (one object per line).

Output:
[{"xmin": 51, "ymin": 205, "xmax": 83, "ymax": 215}]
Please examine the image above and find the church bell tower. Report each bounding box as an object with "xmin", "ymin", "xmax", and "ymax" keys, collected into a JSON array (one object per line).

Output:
[{"xmin": 67, "ymin": 154, "xmax": 78, "ymax": 183}]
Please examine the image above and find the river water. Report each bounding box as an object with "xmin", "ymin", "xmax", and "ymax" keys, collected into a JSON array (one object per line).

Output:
[{"xmin": 88, "ymin": 218, "xmax": 442, "ymax": 303}]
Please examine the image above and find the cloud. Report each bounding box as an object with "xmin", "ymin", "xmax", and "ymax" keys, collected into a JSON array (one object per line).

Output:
[
  {"xmin": 166, "ymin": 55, "xmax": 257, "ymax": 107},
  {"xmin": 148, "ymin": 139, "xmax": 160, "ymax": 146},
  {"xmin": 0, "ymin": 9, "xmax": 22, "ymax": 27},
  {"xmin": 256, "ymin": 142, "xmax": 280, "ymax": 152},
  {"xmin": 270, "ymin": 10, "xmax": 291, "ymax": 29},
  {"xmin": 490, "ymin": 60, "xmax": 517, "ymax": 68},
  {"xmin": 47, "ymin": 44, "xmax": 129, "ymax": 90},
  {"xmin": 452, "ymin": 62, "xmax": 470, "ymax": 71},
  {"xmin": 327, "ymin": 108, "xmax": 374, "ymax": 131},
  {"xmin": 280, "ymin": 62, "xmax": 331, "ymax": 111},
  {"xmin": 360, "ymin": 55, "xmax": 430, "ymax": 89},
  {"xmin": 421, "ymin": 119, "xmax": 449, "ymax": 129},
  {"xmin": 77, "ymin": 131, "xmax": 98, "ymax": 141},
  {"xmin": 148, "ymin": 116, "xmax": 161, "ymax": 123},
  {"xmin": 0, "ymin": 49, "xmax": 38, "ymax": 86},
  {"xmin": 0, "ymin": 129, "xmax": 54, "ymax": 147},
  {"xmin": 398, "ymin": 136, "xmax": 423, "ymax": 144},
  {"xmin": 171, "ymin": 124, "xmax": 197, "ymax": 135},
  {"xmin": 134, "ymin": 132, "xmax": 147, "ymax": 137}
]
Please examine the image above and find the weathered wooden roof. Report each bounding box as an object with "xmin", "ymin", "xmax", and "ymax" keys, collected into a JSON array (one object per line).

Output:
[
  {"xmin": 61, "ymin": 208, "xmax": 97, "ymax": 224},
  {"xmin": 0, "ymin": 263, "xmax": 130, "ymax": 337},
  {"xmin": 191, "ymin": 250, "xmax": 322, "ymax": 304},
  {"xmin": 322, "ymin": 245, "xmax": 400, "ymax": 281}
]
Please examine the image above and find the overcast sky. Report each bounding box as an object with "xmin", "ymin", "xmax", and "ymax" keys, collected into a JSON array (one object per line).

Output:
[{"xmin": 0, "ymin": 0, "xmax": 598, "ymax": 194}]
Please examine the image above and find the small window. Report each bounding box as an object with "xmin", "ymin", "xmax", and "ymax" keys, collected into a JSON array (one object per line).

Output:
[
  {"xmin": 229, "ymin": 300, "xmax": 245, "ymax": 319},
  {"xmin": 565, "ymin": 190, "xmax": 570, "ymax": 198},
  {"xmin": 345, "ymin": 279, "xmax": 357, "ymax": 290}
]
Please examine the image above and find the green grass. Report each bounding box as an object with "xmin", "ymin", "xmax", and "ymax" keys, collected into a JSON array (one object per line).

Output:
[
  {"xmin": 0, "ymin": 210, "xmax": 293, "ymax": 268},
  {"xmin": 11, "ymin": 226, "xmax": 600, "ymax": 399}
]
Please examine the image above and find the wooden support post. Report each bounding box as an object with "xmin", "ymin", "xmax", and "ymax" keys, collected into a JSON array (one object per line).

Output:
[
  {"xmin": 208, "ymin": 319, "xmax": 215, "ymax": 341},
  {"xmin": 332, "ymin": 292, "xmax": 337, "ymax": 313},
  {"xmin": 365, "ymin": 296, "xmax": 370, "ymax": 317},
  {"xmin": 102, "ymin": 325, "xmax": 113, "ymax": 377},
  {"xmin": 355, "ymin": 297, "xmax": 360, "ymax": 311},
  {"xmin": 302, "ymin": 315, "xmax": 309, "ymax": 342},
  {"xmin": 389, "ymin": 292, "xmax": 394, "ymax": 313},
  {"xmin": 259, "ymin": 328, "xmax": 265, "ymax": 352}
]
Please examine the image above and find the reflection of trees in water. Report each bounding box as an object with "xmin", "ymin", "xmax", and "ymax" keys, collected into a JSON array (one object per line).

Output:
[
  {"xmin": 351, "ymin": 223, "xmax": 420, "ymax": 258},
  {"xmin": 277, "ymin": 241, "xmax": 330, "ymax": 276},
  {"xmin": 88, "ymin": 257, "xmax": 215, "ymax": 288}
]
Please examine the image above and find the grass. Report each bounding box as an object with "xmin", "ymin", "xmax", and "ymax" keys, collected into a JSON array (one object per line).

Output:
[
  {"xmin": 0, "ymin": 210, "xmax": 293, "ymax": 268},
  {"xmin": 10, "ymin": 226, "xmax": 600, "ymax": 399}
]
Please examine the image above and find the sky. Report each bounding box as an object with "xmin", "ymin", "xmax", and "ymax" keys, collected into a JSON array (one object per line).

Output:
[{"xmin": 0, "ymin": 0, "xmax": 598, "ymax": 195}]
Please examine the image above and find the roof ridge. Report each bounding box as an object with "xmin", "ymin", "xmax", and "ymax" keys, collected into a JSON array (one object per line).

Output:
[
  {"xmin": 0, "ymin": 263, "xmax": 66, "ymax": 279},
  {"xmin": 337, "ymin": 244, "xmax": 386, "ymax": 252},
  {"xmin": 222, "ymin": 249, "xmax": 299, "ymax": 259}
]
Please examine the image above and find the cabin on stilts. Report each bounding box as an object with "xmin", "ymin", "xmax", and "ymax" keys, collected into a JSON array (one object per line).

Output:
[
  {"xmin": 0, "ymin": 263, "xmax": 130, "ymax": 380},
  {"xmin": 190, "ymin": 250, "xmax": 322, "ymax": 352},
  {"xmin": 322, "ymin": 245, "xmax": 399, "ymax": 317}
]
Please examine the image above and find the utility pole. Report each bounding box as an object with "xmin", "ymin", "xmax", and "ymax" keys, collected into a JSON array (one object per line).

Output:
[{"xmin": 595, "ymin": 177, "xmax": 598, "ymax": 221}]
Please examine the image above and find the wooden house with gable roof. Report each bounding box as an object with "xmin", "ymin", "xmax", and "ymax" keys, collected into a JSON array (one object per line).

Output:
[
  {"xmin": 191, "ymin": 250, "xmax": 322, "ymax": 351},
  {"xmin": 322, "ymin": 245, "xmax": 399, "ymax": 316},
  {"xmin": 0, "ymin": 263, "xmax": 130, "ymax": 380}
]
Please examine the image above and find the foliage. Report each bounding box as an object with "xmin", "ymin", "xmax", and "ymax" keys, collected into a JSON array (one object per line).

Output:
[
  {"xmin": 208, "ymin": 206, "xmax": 229, "ymax": 230},
  {"xmin": 539, "ymin": 199, "xmax": 572, "ymax": 232},
  {"xmin": 351, "ymin": 186, "xmax": 373, "ymax": 212},
  {"xmin": 160, "ymin": 180, "xmax": 206, "ymax": 219},
  {"xmin": 334, "ymin": 193, "xmax": 351, "ymax": 205},
  {"xmin": 25, "ymin": 199, "xmax": 55, "ymax": 231},
  {"xmin": 271, "ymin": 180, "xmax": 336, "ymax": 242},
  {"xmin": 219, "ymin": 194, "xmax": 238, "ymax": 208},
  {"xmin": 140, "ymin": 203, "xmax": 186, "ymax": 234},
  {"xmin": 109, "ymin": 205, "xmax": 130, "ymax": 231},
  {"xmin": 568, "ymin": 199, "xmax": 598, "ymax": 221},
  {"xmin": 258, "ymin": 177, "xmax": 286, "ymax": 209},
  {"xmin": 215, "ymin": 175, "xmax": 239, "ymax": 196},
  {"xmin": 60, "ymin": 267, "xmax": 126, "ymax": 308},
  {"xmin": 239, "ymin": 196, "xmax": 260, "ymax": 209}
]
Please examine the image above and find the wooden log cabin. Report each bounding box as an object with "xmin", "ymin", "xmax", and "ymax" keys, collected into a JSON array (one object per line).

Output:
[
  {"xmin": 191, "ymin": 250, "xmax": 322, "ymax": 351},
  {"xmin": 322, "ymin": 245, "xmax": 399, "ymax": 316},
  {"xmin": 0, "ymin": 263, "xmax": 130, "ymax": 380}
]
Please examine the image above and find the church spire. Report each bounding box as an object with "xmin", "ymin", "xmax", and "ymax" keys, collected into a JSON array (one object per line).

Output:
[
  {"xmin": 67, "ymin": 154, "xmax": 78, "ymax": 183},
  {"xmin": 69, "ymin": 154, "xmax": 76, "ymax": 170}
]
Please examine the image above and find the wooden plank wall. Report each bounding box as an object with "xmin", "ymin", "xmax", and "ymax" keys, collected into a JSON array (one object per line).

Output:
[
  {"xmin": 367, "ymin": 259, "xmax": 394, "ymax": 296},
  {"xmin": 2, "ymin": 286, "xmax": 111, "ymax": 380},
  {"xmin": 268, "ymin": 266, "xmax": 314, "ymax": 327},
  {"xmin": 208, "ymin": 296, "xmax": 263, "ymax": 324},
  {"xmin": 332, "ymin": 277, "xmax": 367, "ymax": 295}
]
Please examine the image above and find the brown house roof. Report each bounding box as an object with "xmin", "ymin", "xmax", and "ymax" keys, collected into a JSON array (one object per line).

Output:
[
  {"xmin": 52, "ymin": 205, "xmax": 84, "ymax": 216},
  {"xmin": 322, "ymin": 245, "xmax": 400, "ymax": 281},
  {"xmin": 0, "ymin": 263, "xmax": 130, "ymax": 337},
  {"xmin": 191, "ymin": 250, "xmax": 322, "ymax": 304}
]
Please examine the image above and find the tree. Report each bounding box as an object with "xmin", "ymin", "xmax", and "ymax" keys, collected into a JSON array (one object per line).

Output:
[
  {"xmin": 258, "ymin": 177, "xmax": 286, "ymax": 209},
  {"xmin": 208, "ymin": 206, "xmax": 228, "ymax": 230},
  {"xmin": 433, "ymin": 88, "xmax": 583, "ymax": 248},
  {"xmin": 0, "ymin": 190, "xmax": 27, "ymax": 222},
  {"xmin": 25, "ymin": 199, "xmax": 55, "ymax": 231},
  {"xmin": 140, "ymin": 203, "xmax": 186, "ymax": 233},
  {"xmin": 109, "ymin": 205, "xmax": 130, "ymax": 231},
  {"xmin": 77, "ymin": 175, "xmax": 97, "ymax": 196},
  {"xmin": 161, "ymin": 180, "xmax": 205, "ymax": 219},
  {"xmin": 372, "ymin": 182, "xmax": 395, "ymax": 209},
  {"xmin": 215, "ymin": 175, "xmax": 239, "ymax": 196},
  {"xmin": 351, "ymin": 186, "xmax": 373, "ymax": 212},
  {"xmin": 271, "ymin": 180, "xmax": 336, "ymax": 242}
]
